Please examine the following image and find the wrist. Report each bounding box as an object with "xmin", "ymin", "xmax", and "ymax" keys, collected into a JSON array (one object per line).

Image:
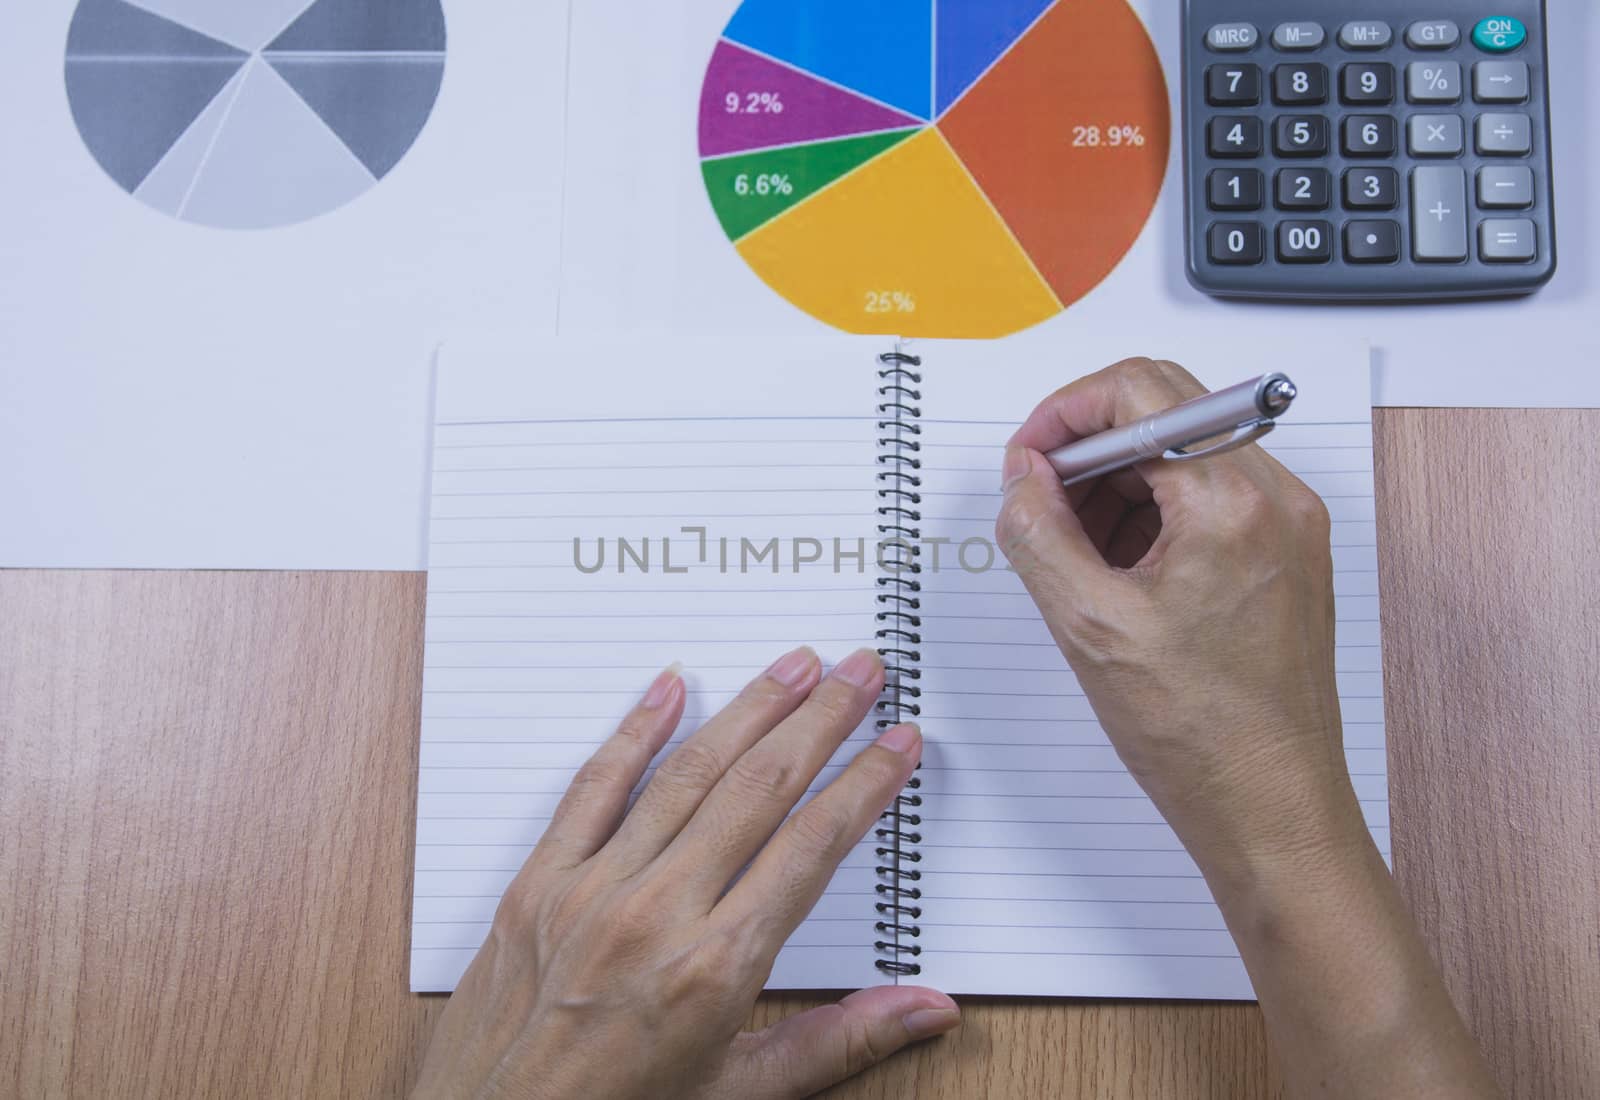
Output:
[
  {"xmin": 1185, "ymin": 767, "xmax": 1381, "ymax": 942},
  {"xmin": 1159, "ymin": 737, "xmax": 1376, "ymax": 909}
]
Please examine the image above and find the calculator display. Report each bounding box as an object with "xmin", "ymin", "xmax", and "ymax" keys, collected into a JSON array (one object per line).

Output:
[{"xmin": 1181, "ymin": 0, "xmax": 1555, "ymax": 300}]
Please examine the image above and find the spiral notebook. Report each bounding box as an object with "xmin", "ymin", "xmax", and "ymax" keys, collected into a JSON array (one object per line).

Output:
[{"xmin": 411, "ymin": 334, "xmax": 1387, "ymax": 997}]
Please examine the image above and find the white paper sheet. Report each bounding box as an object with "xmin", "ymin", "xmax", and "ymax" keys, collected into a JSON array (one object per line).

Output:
[
  {"xmin": 3, "ymin": 0, "xmax": 1591, "ymax": 572},
  {"xmin": 0, "ymin": 0, "xmax": 569, "ymax": 570},
  {"xmin": 411, "ymin": 334, "xmax": 1385, "ymax": 999},
  {"xmin": 557, "ymin": 0, "xmax": 1600, "ymax": 409}
]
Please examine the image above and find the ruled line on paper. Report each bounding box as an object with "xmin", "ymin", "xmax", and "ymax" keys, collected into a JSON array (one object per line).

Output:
[
  {"xmin": 905, "ymin": 412, "xmax": 1388, "ymax": 993},
  {"xmin": 415, "ymin": 403, "xmax": 884, "ymax": 994}
]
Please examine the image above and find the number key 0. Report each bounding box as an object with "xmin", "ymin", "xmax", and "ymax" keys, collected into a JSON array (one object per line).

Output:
[{"xmin": 1208, "ymin": 222, "xmax": 1265, "ymax": 264}]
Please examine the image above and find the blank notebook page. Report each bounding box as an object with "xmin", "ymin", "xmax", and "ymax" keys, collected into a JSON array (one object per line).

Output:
[
  {"xmin": 412, "ymin": 336, "xmax": 885, "ymax": 992},
  {"xmin": 909, "ymin": 338, "xmax": 1383, "ymax": 997},
  {"xmin": 412, "ymin": 333, "xmax": 1385, "ymax": 1000}
]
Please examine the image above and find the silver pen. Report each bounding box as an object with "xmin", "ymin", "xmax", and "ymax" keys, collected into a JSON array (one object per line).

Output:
[{"xmin": 1044, "ymin": 373, "xmax": 1298, "ymax": 487}]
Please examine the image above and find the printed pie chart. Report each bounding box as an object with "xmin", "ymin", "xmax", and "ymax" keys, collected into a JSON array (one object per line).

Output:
[
  {"xmin": 64, "ymin": 0, "xmax": 446, "ymax": 229},
  {"xmin": 699, "ymin": 0, "xmax": 1171, "ymax": 338}
]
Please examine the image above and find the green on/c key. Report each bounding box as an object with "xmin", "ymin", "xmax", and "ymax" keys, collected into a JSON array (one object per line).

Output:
[{"xmin": 1472, "ymin": 16, "xmax": 1527, "ymax": 52}]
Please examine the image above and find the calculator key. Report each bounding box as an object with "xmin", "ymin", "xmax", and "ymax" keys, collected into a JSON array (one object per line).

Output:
[
  {"xmin": 1273, "ymin": 115, "xmax": 1329, "ymax": 156},
  {"xmin": 1272, "ymin": 22, "xmax": 1325, "ymax": 51},
  {"xmin": 1277, "ymin": 220, "xmax": 1333, "ymax": 263},
  {"xmin": 1472, "ymin": 16, "xmax": 1527, "ymax": 53},
  {"xmin": 1411, "ymin": 166, "xmax": 1469, "ymax": 261},
  {"xmin": 1208, "ymin": 168, "xmax": 1264, "ymax": 209},
  {"xmin": 1273, "ymin": 63, "xmax": 1328, "ymax": 104},
  {"xmin": 1338, "ymin": 21, "xmax": 1392, "ymax": 50},
  {"xmin": 1474, "ymin": 61, "xmax": 1530, "ymax": 102},
  {"xmin": 1275, "ymin": 168, "xmax": 1330, "ymax": 209},
  {"xmin": 1477, "ymin": 165, "xmax": 1534, "ymax": 208},
  {"xmin": 1480, "ymin": 219, "xmax": 1536, "ymax": 261},
  {"xmin": 1208, "ymin": 222, "xmax": 1265, "ymax": 264},
  {"xmin": 1206, "ymin": 63, "xmax": 1261, "ymax": 105},
  {"xmin": 1407, "ymin": 61, "xmax": 1462, "ymax": 103},
  {"xmin": 1209, "ymin": 116, "xmax": 1263, "ymax": 157},
  {"xmin": 1405, "ymin": 20, "xmax": 1460, "ymax": 49},
  {"xmin": 1206, "ymin": 23, "xmax": 1259, "ymax": 51},
  {"xmin": 1344, "ymin": 167, "xmax": 1399, "ymax": 209},
  {"xmin": 1408, "ymin": 114, "xmax": 1463, "ymax": 156},
  {"xmin": 1341, "ymin": 62, "xmax": 1394, "ymax": 104},
  {"xmin": 1476, "ymin": 113, "xmax": 1531, "ymax": 154},
  {"xmin": 1345, "ymin": 220, "xmax": 1402, "ymax": 263},
  {"xmin": 1343, "ymin": 115, "xmax": 1397, "ymax": 157}
]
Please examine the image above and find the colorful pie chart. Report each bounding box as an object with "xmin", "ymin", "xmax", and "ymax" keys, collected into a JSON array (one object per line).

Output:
[{"xmin": 699, "ymin": 0, "xmax": 1171, "ymax": 338}]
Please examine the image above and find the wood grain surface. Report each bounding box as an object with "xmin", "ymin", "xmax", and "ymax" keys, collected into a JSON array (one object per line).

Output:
[{"xmin": 2, "ymin": 409, "xmax": 1596, "ymax": 1099}]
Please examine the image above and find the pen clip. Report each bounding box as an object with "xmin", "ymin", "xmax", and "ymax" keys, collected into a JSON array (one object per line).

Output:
[{"xmin": 1164, "ymin": 420, "xmax": 1275, "ymax": 462}]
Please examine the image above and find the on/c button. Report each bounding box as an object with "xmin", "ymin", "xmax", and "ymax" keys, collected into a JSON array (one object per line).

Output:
[{"xmin": 1472, "ymin": 16, "xmax": 1527, "ymax": 52}]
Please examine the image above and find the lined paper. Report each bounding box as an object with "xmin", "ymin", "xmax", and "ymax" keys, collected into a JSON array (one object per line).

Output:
[
  {"xmin": 413, "ymin": 335, "xmax": 1385, "ymax": 1001},
  {"xmin": 413, "ymin": 337, "xmax": 884, "ymax": 991},
  {"xmin": 910, "ymin": 340, "xmax": 1383, "ymax": 997}
]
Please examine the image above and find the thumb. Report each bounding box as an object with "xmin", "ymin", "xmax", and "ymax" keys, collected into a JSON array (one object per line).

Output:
[
  {"xmin": 996, "ymin": 445, "xmax": 1122, "ymax": 615},
  {"xmin": 731, "ymin": 986, "xmax": 960, "ymax": 1098}
]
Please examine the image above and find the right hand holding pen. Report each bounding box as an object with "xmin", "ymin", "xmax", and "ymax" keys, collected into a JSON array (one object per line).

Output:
[{"xmin": 995, "ymin": 357, "xmax": 1368, "ymax": 880}]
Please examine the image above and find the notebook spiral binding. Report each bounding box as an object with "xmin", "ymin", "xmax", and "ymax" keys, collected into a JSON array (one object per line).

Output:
[{"xmin": 873, "ymin": 349, "xmax": 925, "ymax": 977}]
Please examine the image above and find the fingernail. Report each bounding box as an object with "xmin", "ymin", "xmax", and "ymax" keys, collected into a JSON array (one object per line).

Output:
[
  {"xmin": 764, "ymin": 646, "xmax": 818, "ymax": 689},
  {"xmin": 903, "ymin": 1007, "xmax": 961, "ymax": 1040},
  {"xmin": 831, "ymin": 647, "xmax": 882, "ymax": 688},
  {"xmin": 642, "ymin": 663, "xmax": 683, "ymax": 709},
  {"xmin": 877, "ymin": 723, "xmax": 921, "ymax": 755},
  {"xmin": 1001, "ymin": 445, "xmax": 1032, "ymax": 492}
]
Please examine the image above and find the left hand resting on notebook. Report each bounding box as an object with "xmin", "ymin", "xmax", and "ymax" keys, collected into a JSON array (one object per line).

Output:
[{"xmin": 412, "ymin": 647, "xmax": 959, "ymax": 1100}]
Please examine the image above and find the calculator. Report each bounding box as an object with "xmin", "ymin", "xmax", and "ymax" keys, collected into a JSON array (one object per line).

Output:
[{"xmin": 1180, "ymin": 0, "xmax": 1556, "ymax": 301}]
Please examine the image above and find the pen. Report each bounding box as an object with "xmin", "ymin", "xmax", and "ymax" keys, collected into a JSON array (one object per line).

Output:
[{"xmin": 1044, "ymin": 373, "xmax": 1298, "ymax": 487}]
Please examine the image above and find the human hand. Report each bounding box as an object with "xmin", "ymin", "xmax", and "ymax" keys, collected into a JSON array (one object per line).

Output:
[
  {"xmin": 994, "ymin": 358, "xmax": 1367, "ymax": 879},
  {"xmin": 412, "ymin": 647, "xmax": 959, "ymax": 1100}
]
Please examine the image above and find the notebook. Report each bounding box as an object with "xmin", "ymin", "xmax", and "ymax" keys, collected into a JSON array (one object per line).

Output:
[{"xmin": 410, "ymin": 334, "xmax": 1386, "ymax": 997}]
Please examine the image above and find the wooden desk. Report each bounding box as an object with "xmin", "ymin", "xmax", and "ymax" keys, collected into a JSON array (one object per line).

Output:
[{"xmin": 3, "ymin": 410, "xmax": 1596, "ymax": 1099}]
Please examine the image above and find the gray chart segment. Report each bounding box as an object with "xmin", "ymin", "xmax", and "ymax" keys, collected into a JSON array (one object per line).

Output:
[
  {"xmin": 266, "ymin": 0, "xmax": 446, "ymax": 53},
  {"xmin": 66, "ymin": 0, "xmax": 247, "ymax": 59},
  {"xmin": 133, "ymin": 63, "xmax": 248, "ymax": 215},
  {"xmin": 120, "ymin": 0, "xmax": 321, "ymax": 54},
  {"xmin": 266, "ymin": 56, "xmax": 445, "ymax": 179},
  {"xmin": 65, "ymin": 55, "xmax": 245, "ymax": 193},
  {"xmin": 178, "ymin": 59, "xmax": 378, "ymax": 230}
]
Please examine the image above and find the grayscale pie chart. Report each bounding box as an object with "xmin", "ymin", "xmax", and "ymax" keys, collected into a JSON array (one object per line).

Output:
[{"xmin": 64, "ymin": 0, "xmax": 446, "ymax": 229}]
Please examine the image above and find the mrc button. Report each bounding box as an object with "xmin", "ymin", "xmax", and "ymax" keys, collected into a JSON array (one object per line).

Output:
[
  {"xmin": 1472, "ymin": 16, "xmax": 1527, "ymax": 51},
  {"xmin": 1207, "ymin": 23, "xmax": 1259, "ymax": 50}
]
